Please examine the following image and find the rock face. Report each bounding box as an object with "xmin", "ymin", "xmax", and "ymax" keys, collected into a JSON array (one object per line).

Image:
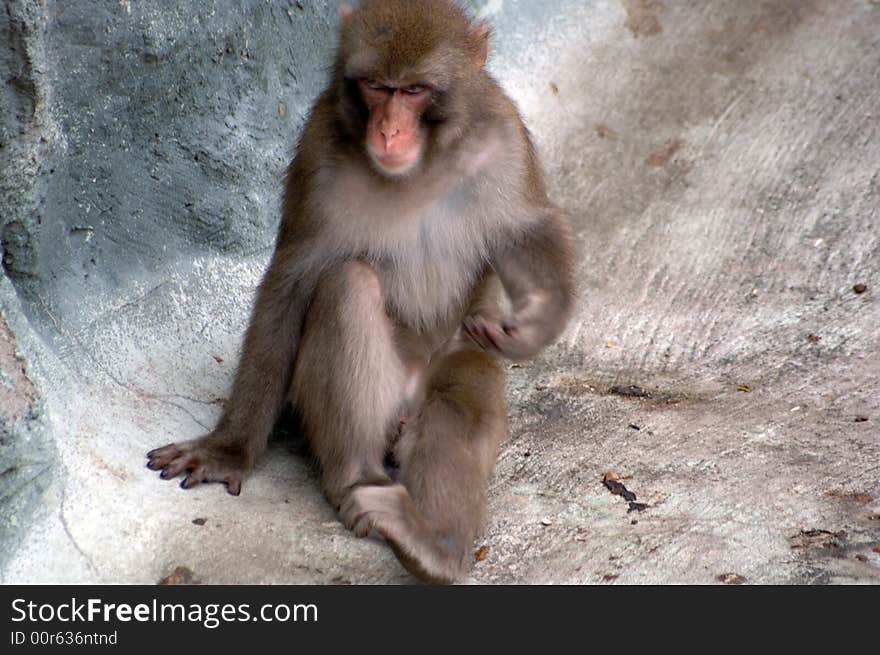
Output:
[
  {"xmin": 0, "ymin": 0, "xmax": 340, "ymax": 575},
  {"xmin": 1, "ymin": 0, "xmax": 879, "ymax": 584},
  {"xmin": 2, "ymin": 1, "xmax": 337, "ymax": 330}
]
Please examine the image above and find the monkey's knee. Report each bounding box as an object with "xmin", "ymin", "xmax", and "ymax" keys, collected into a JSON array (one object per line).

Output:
[
  {"xmin": 313, "ymin": 259, "xmax": 383, "ymax": 309},
  {"xmin": 297, "ymin": 258, "xmax": 391, "ymax": 364}
]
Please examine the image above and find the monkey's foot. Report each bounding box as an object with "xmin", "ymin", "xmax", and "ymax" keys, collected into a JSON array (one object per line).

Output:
[
  {"xmin": 340, "ymin": 483, "xmax": 413, "ymax": 537},
  {"xmin": 146, "ymin": 439, "xmax": 248, "ymax": 495},
  {"xmin": 340, "ymin": 484, "xmax": 467, "ymax": 584}
]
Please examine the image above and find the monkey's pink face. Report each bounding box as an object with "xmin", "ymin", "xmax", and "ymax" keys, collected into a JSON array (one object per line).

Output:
[{"xmin": 358, "ymin": 79, "xmax": 432, "ymax": 177}]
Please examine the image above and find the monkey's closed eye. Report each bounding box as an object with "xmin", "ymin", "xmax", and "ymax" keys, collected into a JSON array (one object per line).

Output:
[{"xmin": 402, "ymin": 85, "xmax": 429, "ymax": 95}]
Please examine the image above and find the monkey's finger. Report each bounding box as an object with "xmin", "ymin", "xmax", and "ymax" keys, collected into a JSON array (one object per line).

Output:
[
  {"xmin": 158, "ymin": 456, "xmax": 195, "ymax": 480},
  {"xmin": 462, "ymin": 317, "xmax": 478, "ymax": 338},
  {"xmin": 224, "ymin": 477, "xmax": 242, "ymax": 496},
  {"xmin": 147, "ymin": 444, "xmax": 174, "ymax": 459},
  {"xmin": 180, "ymin": 467, "xmax": 207, "ymax": 490},
  {"xmin": 147, "ymin": 444, "xmax": 182, "ymax": 469},
  {"xmin": 146, "ymin": 457, "xmax": 166, "ymax": 471},
  {"xmin": 474, "ymin": 321, "xmax": 504, "ymax": 353},
  {"xmin": 501, "ymin": 321, "xmax": 520, "ymax": 338},
  {"xmin": 480, "ymin": 323, "xmax": 505, "ymax": 351},
  {"xmin": 463, "ymin": 318, "xmax": 494, "ymax": 351}
]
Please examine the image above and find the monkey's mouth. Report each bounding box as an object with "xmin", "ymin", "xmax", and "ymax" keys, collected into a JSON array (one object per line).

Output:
[{"xmin": 369, "ymin": 149, "xmax": 420, "ymax": 176}]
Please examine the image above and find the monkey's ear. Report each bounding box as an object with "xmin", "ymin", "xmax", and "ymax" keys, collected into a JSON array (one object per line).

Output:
[
  {"xmin": 339, "ymin": 4, "xmax": 355, "ymax": 25},
  {"xmin": 470, "ymin": 23, "xmax": 491, "ymax": 68}
]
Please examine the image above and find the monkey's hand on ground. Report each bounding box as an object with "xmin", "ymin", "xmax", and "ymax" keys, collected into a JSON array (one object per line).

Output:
[
  {"xmin": 147, "ymin": 437, "xmax": 250, "ymax": 495},
  {"xmin": 463, "ymin": 315, "xmax": 547, "ymax": 361}
]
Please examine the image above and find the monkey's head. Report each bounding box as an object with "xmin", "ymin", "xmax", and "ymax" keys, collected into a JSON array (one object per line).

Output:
[{"xmin": 334, "ymin": 0, "xmax": 490, "ymax": 178}]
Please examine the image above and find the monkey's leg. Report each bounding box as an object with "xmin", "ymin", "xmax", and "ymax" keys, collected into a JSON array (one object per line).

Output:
[
  {"xmin": 340, "ymin": 348, "xmax": 507, "ymax": 583},
  {"xmin": 291, "ymin": 260, "xmax": 406, "ymax": 509}
]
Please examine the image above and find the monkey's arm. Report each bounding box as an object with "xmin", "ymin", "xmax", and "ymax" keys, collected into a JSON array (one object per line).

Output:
[
  {"xmin": 148, "ymin": 91, "xmax": 336, "ymax": 494},
  {"xmin": 216, "ymin": 243, "xmax": 314, "ymax": 451},
  {"xmin": 465, "ymin": 209, "xmax": 576, "ymax": 361},
  {"xmin": 147, "ymin": 241, "xmax": 315, "ymax": 494}
]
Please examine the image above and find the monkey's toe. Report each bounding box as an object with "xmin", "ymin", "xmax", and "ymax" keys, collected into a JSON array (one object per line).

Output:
[
  {"xmin": 340, "ymin": 485, "xmax": 383, "ymax": 534},
  {"xmin": 339, "ymin": 493, "xmax": 361, "ymax": 531},
  {"xmin": 180, "ymin": 468, "xmax": 206, "ymax": 489},
  {"xmin": 352, "ymin": 514, "xmax": 378, "ymax": 539},
  {"xmin": 341, "ymin": 502, "xmax": 384, "ymax": 540},
  {"xmin": 340, "ymin": 484, "xmax": 412, "ymax": 539}
]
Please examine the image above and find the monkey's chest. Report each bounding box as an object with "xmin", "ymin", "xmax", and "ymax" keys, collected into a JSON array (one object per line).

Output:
[
  {"xmin": 376, "ymin": 246, "xmax": 481, "ymax": 331},
  {"xmin": 322, "ymin": 167, "xmax": 498, "ymax": 330},
  {"xmin": 371, "ymin": 215, "xmax": 490, "ymax": 332}
]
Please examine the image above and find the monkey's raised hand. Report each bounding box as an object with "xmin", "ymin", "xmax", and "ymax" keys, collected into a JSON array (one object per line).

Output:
[
  {"xmin": 466, "ymin": 211, "xmax": 576, "ymax": 361},
  {"xmin": 147, "ymin": 437, "xmax": 249, "ymax": 495},
  {"xmin": 463, "ymin": 316, "xmax": 545, "ymax": 361}
]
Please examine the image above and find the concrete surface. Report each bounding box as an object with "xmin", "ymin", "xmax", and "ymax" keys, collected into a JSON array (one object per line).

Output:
[{"xmin": 1, "ymin": 0, "xmax": 878, "ymax": 584}]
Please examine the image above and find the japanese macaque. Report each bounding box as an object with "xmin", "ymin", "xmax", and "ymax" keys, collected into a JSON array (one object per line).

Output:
[{"xmin": 147, "ymin": 0, "xmax": 575, "ymax": 583}]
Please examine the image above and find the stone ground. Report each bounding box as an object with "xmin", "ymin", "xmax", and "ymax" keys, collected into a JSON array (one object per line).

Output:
[{"xmin": 1, "ymin": 0, "xmax": 878, "ymax": 584}]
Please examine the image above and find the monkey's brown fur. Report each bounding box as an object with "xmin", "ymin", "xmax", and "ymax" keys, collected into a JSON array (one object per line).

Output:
[{"xmin": 148, "ymin": 0, "xmax": 575, "ymax": 583}]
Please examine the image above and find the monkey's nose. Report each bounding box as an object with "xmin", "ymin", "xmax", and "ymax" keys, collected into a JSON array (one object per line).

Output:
[{"xmin": 381, "ymin": 125, "xmax": 400, "ymax": 150}]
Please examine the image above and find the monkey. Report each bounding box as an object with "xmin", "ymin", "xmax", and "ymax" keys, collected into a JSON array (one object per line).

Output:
[{"xmin": 147, "ymin": 0, "xmax": 575, "ymax": 583}]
